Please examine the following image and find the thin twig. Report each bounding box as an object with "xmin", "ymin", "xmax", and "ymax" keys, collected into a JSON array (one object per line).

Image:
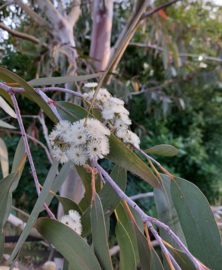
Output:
[
  {"xmin": 8, "ymin": 91, "xmax": 55, "ymax": 219},
  {"xmin": 141, "ymin": 0, "xmax": 181, "ymax": 21},
  {"xmin": 92, "ymin": 160, "xmax": 204, "ymax": 270},
  {"xmin": 11, "ymin": 206, "xmax": 30, "ymax": 218},
  {"xmin": 130, "ymin": 192, "xmax": 154, "ymax": 200},
  {"xmin": 0, "ymin": 129, "xmax": 53, "ymax": 164}
]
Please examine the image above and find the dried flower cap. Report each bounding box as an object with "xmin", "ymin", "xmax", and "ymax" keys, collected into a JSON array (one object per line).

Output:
[
  {"xmin": 84, "ymin": 82, "xmax": 98, "ymax": 88},
  {"xmin": 43, "ymin": 261, "xmax": 56, "ymax": 270}
]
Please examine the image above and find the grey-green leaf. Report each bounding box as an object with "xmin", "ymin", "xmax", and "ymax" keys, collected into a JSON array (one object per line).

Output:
[
  {"xmin": 8, "ymin": 161, "xmax": 58, "ymax": 262},
  {"xmin": 144, "ymin": 144, "xmax": 178, "ymax": 157},
  {"xmin": 36, "ymin": 218, "xmax": 102, "ymax": 270},
  {"xmin": 0, "ymin": 119, "xmax": 16, "ymax": 129},
  {"xmin": 171, "ymin": 177, "xmax": 222, "ymax": 269},
  {"xmin": 91, "ymin": 193, "xmax": 113, "ymax": 270}
]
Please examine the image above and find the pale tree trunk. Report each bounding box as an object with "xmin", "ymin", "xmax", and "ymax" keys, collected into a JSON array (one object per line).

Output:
[{"xmin": 89, "ymin": 0, "xmax": 114, "ymax": 71}]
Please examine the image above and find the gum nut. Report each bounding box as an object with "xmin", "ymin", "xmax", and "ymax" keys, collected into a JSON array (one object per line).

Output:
[{"xmin": 43, "ymin": 261, "xmax": 56, "ymax": 270}]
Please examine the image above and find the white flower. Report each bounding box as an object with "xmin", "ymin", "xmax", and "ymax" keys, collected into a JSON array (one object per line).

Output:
[
  {"xmin": 60, "ymin": 215, "xmax": 76, "ymax": 228},
  {"xmin": 113, "ymin": 104, "xmax": 129, "ymax": 115},
  {"xmin": 116, "ymin": 129, "xmax": 127, "ymax": 139},
  {"xmin": 83, "ymin": 93, "xmax": 89, "ymax": 99},
  {"xmin": 48, "ymin": 130, "xmax": 58, "ymax": 145},
  {"xmin": 84, "ymin": 82, "xmax": 98, "ymax": 88},
  {"xmin": 55, "ymin": 120, "xmax": 70, "ymax": 132},
  {"xmin": 114, "ymin": 119, "xmax": 128, "ymax": 131},
  {"xmin": 52, "ymin": 147, "xmax": 69, "ymax": 163},
  {"xmin": 87, "ymin": 140, "xmax": 104, "ymax": 160},
  {"xmin": 100, "ymin": 136, "xmax": 110, "ymax": 155},
  {"xmin": 66, "ymin": 146, "xmax": 88, "ymax": 165},
  {"xmin": 102, "ymin": 109, "xmax": 115, "ymax": 120},
  {"xmin": 86, "ymin": 118, "xmax": 110, "ymax": 139},
  {"xmin": 72, "ymin": 220, "xmax": 82, "ymax": 235},
  {"xmin": 65, "ymin": 130, "xmax": 87, "ymax": 145},
  {"xmin": 69, "ymin": 210, "xmax": 81, "ymax": 222},
  {"xmin": 110, "ymin": 97, "xmax": 124, "ymax": 105},
  {"xmin": 96, "ymin": 88, "xmax": 111, "ymax": 103},
  {"xmin": 123, "ymin": 131, "xmax": 140, "ymax": 147},
  {"xmin": 120, "ymin": 113, "xmax": 132, "ymax": 125}
]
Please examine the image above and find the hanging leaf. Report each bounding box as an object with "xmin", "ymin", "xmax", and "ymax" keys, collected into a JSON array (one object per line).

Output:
[
  {"xmin": 56, "ymin": 101, "xmax": 160, "ymax": 189},
  {"xmin": 36, "ymin": 218, "xmax": 102, "ymax": 270},
  {"xmin": 154, "ymin": 174, "xmax": 187, "ymax": 249},
  {"xmin": 163, "ymin": 44, "xmax": 169, "ymax": 69},
  {"xmin": 11, "ymin": 137, "xmax": 25, "ymax": 175},
  {"xmin": 134, "ymin": 224, "xmax": 164, "ymax": 270},
  {"xmin": 171, "ymin": 177, "xmax": 222, "ymax": 269},
  {"xmin": 0, "ymin": 67, "xmax": 58, "ymax": 123},
  {"xmin": 91, "ymin": 193, "xmax": 113, "ymax": 270},
  {"xmin": 0, "ymin": 138, "xmax": 9, "ymax": 178},
  {"xmin": 0, "ymin": 97, "xmax": 17, "ymax": 118},
  {"xmin": 28, "ymin": 73, "xmax": 103, "ymax": 86},
  {"xmin": 0, "ymin": 120, "xmax": 16, "ymax": 129},
  {"xmin": 115, "ymin": 219, "xmax": 136, "ymax": 270},
  {"xmin": 81, "ymin": 165, "xmax": 126, "ymax": 237},
  {"xmin": 8, "ymin": 161, "xmax": 58, "ymax": 263},
  {"xmin": 144, "ymin": 144, "xmax": 178, "ymax": 157},
  {"xmin": 55, "ymin": 195, "xmax": 82, "ymax": 216}
]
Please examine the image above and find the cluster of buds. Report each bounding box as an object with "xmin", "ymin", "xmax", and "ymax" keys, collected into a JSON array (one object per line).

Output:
[{"xmin": 60, "ymin": 210, "xmax": 82, "ymax": 235}]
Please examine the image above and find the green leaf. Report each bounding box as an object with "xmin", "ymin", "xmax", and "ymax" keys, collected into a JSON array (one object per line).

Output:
[
  {"xmin": 163, "ymin": 44, "xmax": 169, "ymax": 69},
  {"xmin": 81, "ymin": 165, "xmax": 126, "ymax": 237},
  {"xmin": 41, "ymin": 161, "xmax": 72, "ymax": 210},
  {"xmin": 8, "ymin": 161, "xmax": 58, "ymax": 263},
  {"xmin": 0, "ymin": 88, "xmax": 14, "ymax": 107},
  {"xmin": 55, "ymin": 195, "xmax": 82, "ymax": 216},
  {"xmin": 0, "ymin": 226, "xmax": 5, "ymax": 262},
  {"xmin": 154, "ymin": 174, "xmax": 187, "ymax": 249},
  {"xmin": 169, "ymin": 43, "xmax": 179, "ymax": 67},
  {"xmin": 0, "ymin": 138, "xmax": 9, "ymax": 178},
  {"xmin": 0, "ymin": 67, "xmax": 58, "ymax": 123},
  {"xmin": 144, "ymin": 144, "xmax": 178, "ymax": 157},
  {"xmin": 11, "ymin": 137, "xmax": 25, "ymax": 174},
  {"xmin": 0, "ymin": 96, "xmax": 16, "ymax": 118},
  {"xmin": 115, "ymin": 219, "xmax": 136, "ymax": 270},
  {"xmin": 169, "ymin": 247, "xmax": 196, "ymax": 270},
  {"xmin": 56, "ymin": 102, "xmax": 160, "ymax": 189},
  {"xmin": 115, "ymin": 201, "xmax": 140, "ymax": 265},
  {"xmin": 0, "ymin": 119, "xmax": 16, "ymax": 129},
  {"xmin": 36, "ymin": 218, "xmax": 102, "ymax": 270},
  {"xmin": 91, "ymin": 193, "xmax": 113, "ymax": 270},
  {"xmin": 171, "ymin": 177, "xmax": 222, "ymax": 269},
  {"xmin": 28, "ymin": 73, "xmax": 103, "ymax": 86},
  {"xmin": 134, "ymin": 225, "xmax": 164, "ymax": 270}
]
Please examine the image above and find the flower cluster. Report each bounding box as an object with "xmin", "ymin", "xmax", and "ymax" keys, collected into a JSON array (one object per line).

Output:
[
  {"xmin": 49, "ymin": 118, "xmax": 110, "ymax": 165},
  {"xmin": 60, "ymin": 210, "xmax": 82, "ymax": 235},
  {"xmin": 84, "ymin": 83, "xmax": 140, "ymax": 149}
]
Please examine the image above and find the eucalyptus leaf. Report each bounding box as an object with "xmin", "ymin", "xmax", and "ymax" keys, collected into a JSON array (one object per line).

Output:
[
  {"xmin": 0, "ymin": 120, "xmax": 16, "ymax": 129},
  {"xmin": 28, "ymin": 73, "xmax": 103, "ymax": 86},
  {"xmin": 55, "ymin": 195, "xmax": 82, "ymax": 216},
  {"xmin": 144, "ymin": 144, "xmax": 178, "ymax": 157},
  {"xmin": 36, "ymin": 218, "xmax": 102, "ymax": 270},
  {"xmin": 0, "ymin": 138, "xmax": 9, "ymax": 178},
  {"xmin": 91, "ymin": 193, "xmax": 113, "ymax": 270},
  {"xmin": 171, "ymin": 177, "xmax": 222, "ymax": 269},
  {"xmin": 8, "ymin": 161, "xmax": 58, "ymax": 262}
]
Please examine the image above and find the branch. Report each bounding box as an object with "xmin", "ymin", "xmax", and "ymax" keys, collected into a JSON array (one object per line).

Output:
[
  {"xmin": 0, "ymin": 0, "xmax": 13, "ymax": 10},
  {"xmin": 14, "ymin": 0, "xmax": 51, "ymax": 27},
  {"xmin": 129, "ymin": 43, "xmax": 222, "ymax": 62},
  {"xmin": 68, "ymin": 0, "xmax": 81, "ymax": 27},
  {"xmin": 130, "ymin": 192, "xmax": 154, "ymax": 200},
  {"xmin": 57, "ymin": 0, "xmax": 66, "ymax": 16},
  {"xmin": 140, "ymin": 0, "xmax": 181, "ymax": 21},
  {"xmin": 92, "ymin": 160, "xmax": 204, "ymax": 270},
  {"xmin": 36, "ymin": 0, "xmax": 63, "ymax": 26},
  {"xmin": 0, "ymin": 23, "xmax": 48, "ymax": 48}
]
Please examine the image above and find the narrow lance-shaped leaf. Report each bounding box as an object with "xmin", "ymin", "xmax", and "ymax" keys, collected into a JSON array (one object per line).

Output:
[
  {"xmin": 36, "ymin": 218, "xmax": 102, "ymax": 270},
  {"xmin": 171, "ymin": 177, "xmax": 222, "ymax": 269},
  {"xmin": 8, "ymin": 161, "xmax": 58, "ymax": 263},
  {"xmin": 0, "ymin": 97, "xmax": 17, "ymax": 118},
  {"xmin": 81, "ymin": 165, "xmax": 126, "ymax": 237},
  {"xmin": 0, "ymin": 138, "xmax": 9, "ymax": 178},
  {"xmin": 0, "ymin": 67, "xmax": 58, "ymax": 123},
  {"xmin": 28, "ymin": 72, "xmax": 103, "ymax": 86},
  {"xmin": 91, "ymin": 193, "xmax": 113, "ymax": 270},
  {"xmin": 0, "ymin": 119, "xmax": 16, "ymax": 129},
  {"xmin": 55, "ymin": 195, "xmax": 82, "ymax": 216},
  {"xmin": 144, "ymin": 144, "xmax": 178, "ymax": 157}
]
